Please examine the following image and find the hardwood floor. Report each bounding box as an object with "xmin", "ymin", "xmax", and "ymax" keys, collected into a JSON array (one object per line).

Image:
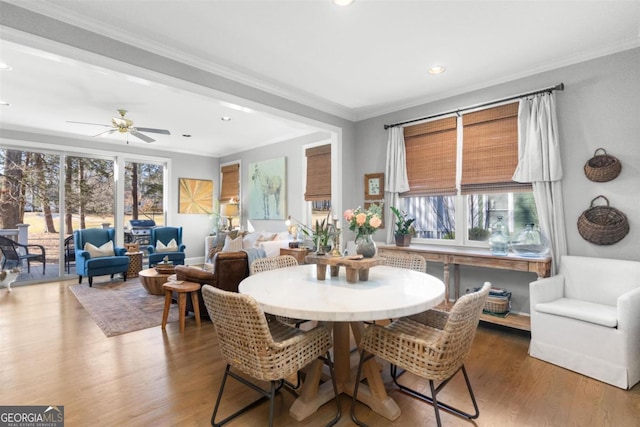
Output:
[{"xmin": 1, "ymin": 280, "xmax": 639, "ymax": 426}]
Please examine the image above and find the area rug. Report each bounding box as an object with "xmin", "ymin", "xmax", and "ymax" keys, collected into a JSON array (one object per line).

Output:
[{"xmin": 70, "ymin": 279, "xmax": 179, "ymax": 337}]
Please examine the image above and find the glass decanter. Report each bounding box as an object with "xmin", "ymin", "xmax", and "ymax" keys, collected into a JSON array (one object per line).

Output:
[
  {"xmin": 489, "ymin": 216, "xmax": 509, "ymax": 256},
  {"xmin": 510, "ymin": 223, "xmax": 549, "ymax": 257}
]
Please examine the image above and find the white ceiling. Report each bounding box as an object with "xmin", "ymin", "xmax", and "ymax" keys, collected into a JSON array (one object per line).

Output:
[{"xmin": 1, "ymin": 1, "xmax": 639, "ymax": 157}]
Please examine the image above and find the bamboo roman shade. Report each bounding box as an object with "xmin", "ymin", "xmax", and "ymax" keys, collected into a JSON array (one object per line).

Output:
[
  {"xmin": 461, "ymin": 102, "xmax": 531, "ymax": 194},
  {"xmin": 402, "ymin": 116, "xmax": 457, "ymax": 196},
  {"xmin": 305, "ymin": 144, "xmax": 331, "ymax": 201},
  {"xmin": 219, "ymin": 163, "xmax": 239, "ymax": 202}
]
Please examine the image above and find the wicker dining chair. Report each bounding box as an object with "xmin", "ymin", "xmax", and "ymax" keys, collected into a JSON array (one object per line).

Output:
[
  {"xmin": 250, "ymin": 255, "xmax": 310, "ymax": 328},
  {"xmin": 375, "ymin": 252, "xmax": 427, "ymax": 326},
  {"xmin": 381, "ymin": 252, "xmax": 426, "ymax": 272},
  {"xmin": 351, "ymin": 282, "xmax": 491, "ymax": 427},
  {"xmin": 202, "ymin": 285, "xmax": 341, "ymax": 427},
  {"xmin": 250, "ymin": 254, "xmax": 299, "ymax": 274}
]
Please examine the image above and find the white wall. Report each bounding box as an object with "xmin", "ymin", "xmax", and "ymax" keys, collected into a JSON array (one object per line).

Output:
[{"xmin": 353, "ymin": 47, "xmax": 640, "ymax": 311}]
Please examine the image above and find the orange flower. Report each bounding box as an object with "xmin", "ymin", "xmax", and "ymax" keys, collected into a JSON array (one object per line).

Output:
[
  {"xmin": 369, "ymin": 216, "xmax": 382, "ymax": 229},
  {"xmin": 344, "ymin": 204, "xmax": 384, "ymax": 239}
]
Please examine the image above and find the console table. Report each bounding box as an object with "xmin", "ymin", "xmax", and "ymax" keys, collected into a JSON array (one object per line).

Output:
[{"xmin": 377, "ymin": 244, "xmax": 551, "ymax": 331}]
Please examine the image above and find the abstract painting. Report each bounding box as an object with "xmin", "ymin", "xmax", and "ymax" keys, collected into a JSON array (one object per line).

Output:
[{"xmin": 178, "ymin": 178, "xmax": 214, "ymax": 214}]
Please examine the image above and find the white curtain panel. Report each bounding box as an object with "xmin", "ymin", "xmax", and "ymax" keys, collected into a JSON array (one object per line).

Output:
[
  {"xmin": 513, "ymin": 93, "xmax": 567, "ymax": 273},
  {"xmin": 385, "ymin": 127, "xmax": 410, "ymax": 244}
]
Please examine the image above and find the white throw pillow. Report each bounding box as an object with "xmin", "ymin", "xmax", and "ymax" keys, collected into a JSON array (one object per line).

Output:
[
  {"xmin": 222, "ymin": 235, "xmax": 243, "ymax": 252},
  {"xmin": 156, "ymin": 238, "xmax": 178, "ymax": 253},
  {"xmin": 242, "ymin": 232, "xmax": 261, "ymax": 249},
  {"xmin": 84, "ymin": 241, "xmax": 115, "ymax": 258}
]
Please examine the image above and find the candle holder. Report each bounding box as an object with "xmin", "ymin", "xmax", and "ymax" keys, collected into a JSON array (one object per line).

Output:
[{"xmin": 331, "ymin": 219, "xmax": 342, "ymax": 257}]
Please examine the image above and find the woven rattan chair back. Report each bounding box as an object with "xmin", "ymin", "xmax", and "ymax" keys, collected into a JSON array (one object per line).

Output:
[
  {"xmin": 249, "ymin": 255, "xmax": 307, "ymax": 327},
  {"xmin": 351, "ymin": 282, "xmax": 491, "ymax": 427},
  {"xmin": 377, "ymin": 282, "xmax": 490, "ymax": 380},
  {"xmin": 381, "ymin": 252, "xmax": 426, "ymax": 272},
  {"xmin": 430, "ymin": 281, "xmax": 491, "ymax": 377},
  {"xmin": 203, "ymin": 284, "xmax": 313, "ymax": 381},
  {"xmin": 250, "ymin": 255, "xmax": 298, "ymax": 275},
  {"xmin": 202, "ymin": 285, "xmax": 341, "ymax": 427}
]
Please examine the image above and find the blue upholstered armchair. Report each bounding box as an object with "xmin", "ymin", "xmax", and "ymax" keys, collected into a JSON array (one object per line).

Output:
[
  {"xmin": 74, "ymin": 228, "xmax": 130, "ymax": 287},
  {"xmin": 146, "ymin": 226, "xmax": 186, "ymax": 267}
]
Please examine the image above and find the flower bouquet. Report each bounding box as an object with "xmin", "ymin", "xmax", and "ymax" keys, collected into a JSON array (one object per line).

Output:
[{"xmin": 343, "ymin": 204, "xmax": 383, "ymax": 257}]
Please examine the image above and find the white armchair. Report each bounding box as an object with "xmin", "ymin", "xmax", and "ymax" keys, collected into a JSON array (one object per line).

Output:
[{"xmin": 529, "ymin": 255, "xmax": 640, "ymax": 389}]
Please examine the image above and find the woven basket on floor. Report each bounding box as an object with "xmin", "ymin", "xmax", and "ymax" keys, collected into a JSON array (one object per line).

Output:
[
  {"xmin": 484, "ymin": 296, "xmax": 510, "ymax": 314},
  {"xmin": 577, "ymin": 196, "xmax": 629, "ymax": 245},
  {"xmin": 584, "ymin": 148, "xmax": 621, "ymax": 182}
]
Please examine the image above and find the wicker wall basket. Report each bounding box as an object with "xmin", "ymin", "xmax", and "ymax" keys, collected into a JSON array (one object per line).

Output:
[
  {"xmin": 584, "ymin": 148, "xmax": 622, "ymax": 182},
  {"xmin": 577, "ymin": 196, "xmax": 629, "ymax": 245}
]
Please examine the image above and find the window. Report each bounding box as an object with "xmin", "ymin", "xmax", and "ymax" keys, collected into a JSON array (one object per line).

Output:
[
  {"xmin": 220, "ymin": 163, "xmax": 240, "ymax": 203},
  {"xmin": 402, "ymin": 102, "xmax": 538, "ymax": 246},
  {"xmin": 305, "ymin": 144, "xmax": 332, "ymax": 225}
]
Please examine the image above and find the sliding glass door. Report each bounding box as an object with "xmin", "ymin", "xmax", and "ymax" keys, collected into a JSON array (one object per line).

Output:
[
  {"xmin": 0, "ymin": 148, "xmax": 61, "ymax": 283},
  {"xmin": 0, "ymin": 146, "xmax": 166, "ymax": 285}
]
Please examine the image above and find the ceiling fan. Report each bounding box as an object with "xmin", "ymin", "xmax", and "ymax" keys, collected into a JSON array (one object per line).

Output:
[{"xmin": 68, "ymin": 109, "xmax": 170, "ymax": 143}]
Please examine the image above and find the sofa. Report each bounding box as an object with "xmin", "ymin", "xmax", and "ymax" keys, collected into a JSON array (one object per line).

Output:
[
  {"xmin": 529, "ymin": 255, "xmax": 640, "ymax": 389},
  {"xmin": 175, "ymin": 251, "xmax": 250, "ymax": 317},
  {"xmin": 206, "ymin": 230, "xmax": 294, "ymax": 263}
]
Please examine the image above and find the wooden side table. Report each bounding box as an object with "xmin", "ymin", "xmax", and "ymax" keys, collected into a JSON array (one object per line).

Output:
[
  {"xmin": 125, "ymin": 251, "xmax": 143, "ymax": 279},
  {"xmin": 162, "ymin": 280, "xmax": 202, "ymax": 333},
  {"xmin": 279, "ymin": 247, "xmax": 309, "ymax": 264},
  {"xmin": 138, "ymin": 268, "xmax": 172, "ymax": 295}
]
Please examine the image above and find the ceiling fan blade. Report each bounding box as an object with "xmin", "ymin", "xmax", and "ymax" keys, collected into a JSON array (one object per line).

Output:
[
  {"xmin": 94, "ymin": 129, "xmax": 118, "ymax": 137},
  {"xmin": 135, "ymin": 127, "xmax": 170, "ymax": 135},
  {"xmin": 130, "ymin": 130, "xmax": 155, "ymax": 143},
  {"xmin": 67, "ymin": 120, "xmax": 112, "ymax": 127}
]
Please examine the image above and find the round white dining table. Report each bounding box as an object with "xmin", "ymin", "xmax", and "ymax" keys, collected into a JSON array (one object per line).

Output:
[{"xmin": 239, "ymin": 263, "xmax": 445, "ymax": 421}]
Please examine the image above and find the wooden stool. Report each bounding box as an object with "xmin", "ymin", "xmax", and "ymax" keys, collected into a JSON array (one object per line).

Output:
[{"xmin": 162, "ymin": 280, "xmax": 202, "ymax": 333}]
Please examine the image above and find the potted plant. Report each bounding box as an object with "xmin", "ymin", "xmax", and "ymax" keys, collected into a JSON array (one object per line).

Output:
[
  {"xmin": 296, "ymin": 212, "xmax": 333, "ymax": 254},
  {"xmin": 312, "ymin": 214, "xmax": 333, "ymax": 255},
  {"xmin": 390, "ymin": 206, "xmax": 416, "ymax": 247}
]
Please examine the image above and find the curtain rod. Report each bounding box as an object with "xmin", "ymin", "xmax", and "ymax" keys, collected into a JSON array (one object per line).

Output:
[{"xmin": 383, "ymin": 82, "xmax": 565, "ymax": 130}]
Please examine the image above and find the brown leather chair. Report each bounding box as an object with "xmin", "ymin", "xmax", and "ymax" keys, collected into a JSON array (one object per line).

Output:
[{"xmin": 174, "ymin": 251, "xmax": 250, "ymax": 317}]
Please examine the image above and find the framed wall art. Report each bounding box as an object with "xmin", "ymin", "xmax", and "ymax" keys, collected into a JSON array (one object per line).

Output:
[
  {"xmin": 364, "ymin": 173, "xmax": 384, "ymax": 200},
  {"xmin": 178, "ymin": 178, "xmax": 214, "ymax": 214},
  {"xmin": 249, "ymin": 157, "xmax": 286, "ymax": 220}
]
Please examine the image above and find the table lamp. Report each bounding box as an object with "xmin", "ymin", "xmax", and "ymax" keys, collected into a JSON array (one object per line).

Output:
[{"xmin": 221, "ymin": 201, "xmax": 239, "ymax": 230}]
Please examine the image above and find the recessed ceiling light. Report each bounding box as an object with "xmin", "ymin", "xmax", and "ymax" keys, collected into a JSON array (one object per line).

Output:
[
  {"xmin": 0, "ymin": 63, "xmax": 12, "ymax": 71},
  {"xmin": 428, "ymin": 65, "xmax": 446, "ymax": 75},
  {"xmin": 0, "ymin": 101, "xmax": 10, "ymax": 106},
  {"xmin": 221, "ymin": 117, "xmax": 231, "ymax": 121},
  {"xmin": 333, "ymin": 0, "xmax": 354, "ymax": 5},
  {"xmin": 182, "ymin": 134, "xmax": 191, "ymax": 138}
]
